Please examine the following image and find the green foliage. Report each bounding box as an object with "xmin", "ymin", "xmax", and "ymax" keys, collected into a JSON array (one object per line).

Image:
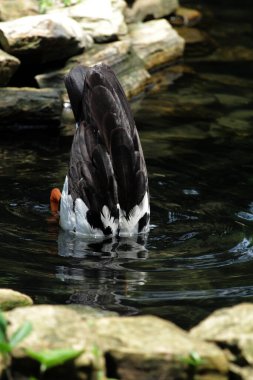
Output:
[
  {"xmin": 26, "ymin": 347, "xmax": 84, "ymax": 373},
  {"xmin": 181, "ymin": 350, "xmax": 204, "ymax": 367},
  {"xmin": 38, "ymin": 0, "xmax": 53, "ymax": 13},
  {"xmin": 0, "ymin": 310, "xmax": 32, "ymax": 355},
  {"xmin": 0, "ymin": 311, "xmax": 8, "ymax": 343},
  {"xmin": 0, "ymin": 310, "xmax": 86, "ymax": 379},
  {"xmin": 0, "ymin": 310, "xmax": 32, "ymax": 380},
  {"xmin": 38, "ymin": 0, "xmax": 79, "ymax": 13}
]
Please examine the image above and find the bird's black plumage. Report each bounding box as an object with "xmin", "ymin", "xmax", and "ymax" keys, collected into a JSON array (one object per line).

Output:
[{"xmin": 63, "ymin": 63, "xmax": 149, "ymax": 236}]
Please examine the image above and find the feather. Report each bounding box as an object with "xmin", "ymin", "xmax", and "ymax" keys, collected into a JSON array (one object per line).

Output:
[
  {"xmin": 64, "ymin": 66, "xmax": 88, "ymax": 124},
  {"xmin": 61, "ymin": 63, "xmax": 150, "ymax": 236}
]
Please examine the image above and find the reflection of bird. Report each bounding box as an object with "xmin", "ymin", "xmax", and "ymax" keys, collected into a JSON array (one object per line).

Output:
[{"xmin": 51, "ymin": 63, "xmax": 150, "ymax": 237}]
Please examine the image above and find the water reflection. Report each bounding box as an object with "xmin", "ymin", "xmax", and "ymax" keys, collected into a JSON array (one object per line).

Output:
[
  {"xmin": 57, "ymin": 230, "xmax": 148, "ymax": 259},
  {"xmin": 55, "ymin": 230, "xmax": 148, "ymax": 314}
]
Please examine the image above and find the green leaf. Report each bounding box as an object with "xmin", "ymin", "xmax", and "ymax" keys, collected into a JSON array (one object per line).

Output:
[
  {"xmin": 189, "ymin": 351, "xmax": 203, "ymax": 366},
  {"xmin": 26, "ymin": 348, "xmax": 84, "ymax": 371},
  {"xmin": 180, "ymin": 351, "xmax": 204, "ymax": 367},
  {"xmin": 9, "ymin": 321, "xmax": 32, "ymax": 349},
  {"xmin": 0, "ymin": 330, "xmax": 7, "ymax": 345},
  {"xmin": 0, "ymin": 311, "xmax": 7, "ymax": 337},
  {"xmin": 0, "ymin": 341, "xmax": 11, "ymax": 354}
]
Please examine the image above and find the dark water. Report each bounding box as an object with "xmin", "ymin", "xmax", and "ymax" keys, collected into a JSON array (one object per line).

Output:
[{"xmin": 1, "ymin": 0, "xmax": 253, "ymax": 329}]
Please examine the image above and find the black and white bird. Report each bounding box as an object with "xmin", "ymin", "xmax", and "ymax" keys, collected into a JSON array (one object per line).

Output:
[{"xmin": 50, "ymin": 63, "xmax": 150, "ymax": 237}]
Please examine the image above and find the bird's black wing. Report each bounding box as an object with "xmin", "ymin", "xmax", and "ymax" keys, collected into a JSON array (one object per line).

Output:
[{"xmin": 64, "ymin": 63, "xmax": 149, "ymax": 235}]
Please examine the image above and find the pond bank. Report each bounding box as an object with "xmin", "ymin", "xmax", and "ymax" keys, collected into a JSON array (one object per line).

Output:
[
  {"xmin": 0, "ymin": 288, "xmax": 252, "ymax": 379},
  {"xmin": 0, "ymin": 0, "xmax": 204, "ymax": 131}
]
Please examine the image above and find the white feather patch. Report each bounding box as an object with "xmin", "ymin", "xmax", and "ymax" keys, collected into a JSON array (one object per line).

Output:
[
  {"xmin": 59, "ymin": 176, "xmax": 76, "ymax": 231},
  {"xmin": 100, "ymin": 204, "xmax": 119, "ymax": 236},
  {"xmin": 60, "ymin": 177, "xmax": 149, "ymax": 237},
  {"xmin": 75, "ymin": 198, "xmax": 103, "ymax": 237},
  {"xmin": 119, "ymin": 191, "xmax": 150, "ymax": 236}
]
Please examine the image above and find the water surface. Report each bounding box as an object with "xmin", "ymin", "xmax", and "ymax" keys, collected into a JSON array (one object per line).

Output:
[{"xmin": 1, "ymin": 0, "xmax": 253, "ymax": 329}]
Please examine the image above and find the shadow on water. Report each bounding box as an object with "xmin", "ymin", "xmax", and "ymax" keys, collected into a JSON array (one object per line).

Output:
[{"xmin": 1, "ymin": 0, "xmax": 253, "ymax": 329}]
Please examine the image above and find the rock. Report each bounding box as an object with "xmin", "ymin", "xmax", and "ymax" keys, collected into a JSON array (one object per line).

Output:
[
  {"xmin": 176, "ymin": 26, "xmax": 216, "ymax": 57},
  {"xmin": 4, "ymin": 305, "xmax": 228, "ymax": 379},
  {"xmin": 0, "ymin": 14, "xmax": 89, "ymax": 64},
  {"xmin": 190, "ymin": 303, "xmax": 253, "ymax": 378},
  {"xmin": 0, "ymin": 49, "xmax": 20, "ymax": 85},
  {"xmin": 125, "ymin": 0, "xmax": 179, "ymax": 23},
  {"xmin": 210, "ymin": 114, "xmax": 252, "ymax": 138},
  {"xmin": 6, "ymin": 305, "xmax": 104, "ymax": 379},
  {"xmin": 0, "ymin": 289, "xmax": 33, "ymax": 311},
  {"xmin": 149, "ymin": 64, "xmax": 195, "ymax": 94},
  {"xmin": 49, "ymin": 0, "xmax": 128, "ymax": 43},
  {"xmin": 36, "ymin": 41, "xmax": 151, "ymax": 101},
  {"xmin": 168, "ymin": 7, "xmax": 202, "ymax": 27},
  {"xmin": 133, "ymin": 88, "xmax": 219, "ymax": 127},
  {"xmin": 176, "ymin": 27, "xmax": 208, "ymax": 45},
  {"xmin": 0, "ymin": 87, "xmax": 62, "ymax": 129},
  {"xmin": 68, "ymin": 40, "xmax": 152, "ymax": 99},
  {"xmin": 128, "ymin": 19, "xmax": 185, "ymax": 70},
  {"xmin": 199, "ymin": 73, "xmax": 253, "ymax": 88},
  {"xmin": 193, "ymin": 46, "xmax": 253, "ymax": 62},
  {"xmin": 0, "ymin": 0, "xmax": 39, "ymax": 21},
  {"xmin": 36, "ymin": 42, "xmax": 151, "ymax": 133},
  {"xmin": 95, "ymin": 315, "xmax": 228, "ymax": 380},
  {"xmin": 176, "ymin": 27, "xmax": 215, "ymax": 57},
  {"xmin": 229, "ymin": 364, "xmax": 253, "ymax": 380}
]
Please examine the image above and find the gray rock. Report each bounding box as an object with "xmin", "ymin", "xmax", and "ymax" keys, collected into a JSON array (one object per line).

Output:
[
  {"xmin": 125, "ymin": 0, "xmax": 179, "ymax": 23},
  {"xmin": 192, "ymin": 46, "xmax": 253, "ymax": 63},
  {"xmin": 0, "ymin": 14, "xmax": 90, "ymax": 64},
  {"xmin": 49, "ymin": 0, "xmax": 128, "ymax": 43},
  {"xmin": 133, "ymin": 90, "xmax": 219, "ymax": 127},
  {"xmin": 0, "ymin": 49, "xmax": 20, "ymax": 85},
  {"xmin": 0, "ymin": 289, "xmax": 33, "ymax": 311},
  {"xmin": 0, "ymin": 0, "xmax": 39, "ymax": 21},
  {"xmin": 0, "ymin": 87, "xmax": 62, "ymax": 129},
  {"xmin": 176, "ymin": 27, "xmax": 215, "ymax": 57},
  {"xmin": 128, "ymin": 19, "xmax": 185, "ymax": 70},
  {"xmin": 36, "ymin": 41, "xmax": 151, "ymax": 101},
  {"xmin": 168, "ymin": 7, "xmax": 202, "ymax": 27},
  {"xmin": 190, "ymin": 303, "xmax": 253, "ymax": 379},
  {"xmin": 68, "ymin": 40, "xmax": 151, "ymax": 99},
  {"xmin": 4, "ymin": 305, "xmax": 228, "ymax": 379}
]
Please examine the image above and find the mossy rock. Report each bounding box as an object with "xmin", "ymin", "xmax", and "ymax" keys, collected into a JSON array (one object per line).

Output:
[{"xmin": 0, "ymin": 289, "xmax": 33, "ymax": 311}]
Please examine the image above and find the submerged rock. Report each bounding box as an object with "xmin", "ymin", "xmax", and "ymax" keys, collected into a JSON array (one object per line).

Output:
[
  {"xmin": 49, "ymin": 0, "xmax": 128, "ymax": 42},
  {"xmin": 0, "ymin": 49, "xmax": 20, "ymax": 85},
  {"xmin": 0, "ymin": 87, "xmax": 62, "ymax": 129},
  {"xmin": 125, "ymin": 0, "xmax": 179, "ymax": 23},
  {"xmin": 0, "ymin": 14, "xmax": 89, "ymax": 64},
  {"xmin": 128, "ymin": 19, "xmax": 185, "ymax": 70},
  {"xmin": 4, "ymin": 304, "xmax": 228, "ymax": 379},
  {"xmin": 193, "ymin": 46, "xmax": 253, "ymax": 62},
  {"xmin": 169, "ymin": 7, "xmax": 202, "ymax": 27},
  {"xmin": 176, "ymin": 27, "xmax": 215, "ymax": 57},
  {"xmin": 0, "ymin": 289, "xmax": 33, "ymax": 311}
]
